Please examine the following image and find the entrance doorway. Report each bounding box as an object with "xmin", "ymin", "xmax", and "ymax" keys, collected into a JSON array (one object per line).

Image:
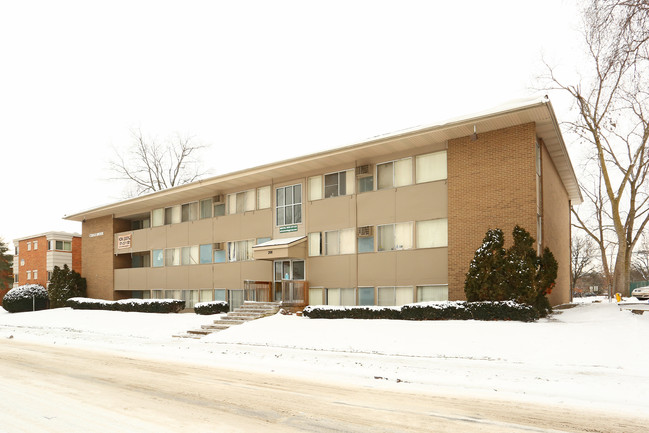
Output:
[{"xmin": 273, "ymin": 260, "xmax": 305, "ymax": 301}]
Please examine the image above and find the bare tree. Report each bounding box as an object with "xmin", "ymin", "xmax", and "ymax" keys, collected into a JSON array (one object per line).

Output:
[
  {"xmin": 110, "ymin": 129, "xmax": 210, "ymax": 197},
  {"xmin": 571, "ymin": 235, "xmax": 596, "ymax": 290},
  {"xmin": 632, "ymin": 234, "xmax": 649, "ymax": 280},
  {"xmin": 544, "ymin": 0, "xmax": 649, "ymax": 295}
]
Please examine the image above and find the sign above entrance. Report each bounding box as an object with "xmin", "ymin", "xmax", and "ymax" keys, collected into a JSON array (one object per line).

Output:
[{"xmin": 279, "ymin": 224, "xmax": 298, "ymax": 233}]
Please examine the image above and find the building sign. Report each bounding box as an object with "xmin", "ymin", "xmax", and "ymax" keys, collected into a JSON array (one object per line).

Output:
[
  {"xmin": 117, "ymin": 234, "xmax": 132, "ymax": 249},
  {"xmin": 279, "ymin": 224, "xmax": 298, "ymax": 233},
  {"xmin": 89, "ymin": 232, "xmax": 104, "ymax": 238}
]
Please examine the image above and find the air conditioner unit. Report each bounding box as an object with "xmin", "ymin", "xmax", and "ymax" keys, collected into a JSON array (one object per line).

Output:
[
  {"xmin": 213, "ymin": 194, "xmax": 224, "ymax": 203},
  {"xmin": 213, "ymin": 242, "xmax": 224, "ymax": 250},
  {"xmin": 356, "ymin": 165, "xmax": 372, "ymax": 176},
  {"xmin": 357, "ymin": 226, "xmax": 374, "ymax": 237}
]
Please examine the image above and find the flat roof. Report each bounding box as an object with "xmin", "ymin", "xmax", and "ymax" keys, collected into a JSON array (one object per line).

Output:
[
  {"xmin": 64, "ymin": 96, "xmax": 582, "ymax": 222},
  {"xmin": 13, "ymin": 231, "xmax": 81, "ymax": 242}
]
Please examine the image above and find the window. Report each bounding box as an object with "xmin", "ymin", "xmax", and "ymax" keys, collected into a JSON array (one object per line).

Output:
[
  {"xmin": 416, "ymin": 151, "xmax": 447, "ymax": 183},
  {"xmin": 214, "ymin": 202, "xmax": 225, "ymax": 216},
  {"xmin": 228, "ymin": 190, "xmax": 255, "ymax": 214},
  {"xmin": 165, "ymin": 248, "xmax": 181, "ymax": 266},
  {"xmin": 180, "ymin": 290, "xmax": 200, "ymax": 309},
  {"xmin": 256, "ymin": 237, "xmax": 271, "ymax": 245},
  {"xmin": 27, "ymin": 271, "xmax": 31, "ymax": 280},
  {"xmin": 227, "ymin": 240, "xmax": 254, "ymax": 262},
  {"xmin": 47, "ymin": 271, "xmax": 51, "ymax": 282},
  {"xmin": 416, "ymin": 219, "xmax": 448, "ymax": 248},
  {"xmin": 378, "ymin": 286, "xmax": 414, "ymax": 306},
  {"xmin": 15, "ymin": 246, "xmax": 19, "ymax": 255},
  {"xmin": 33, "ymin": 270, "xmax": 38, "ymax": 280},
  {"xmin": 165, "ymin": 205, "xmax": 181, "ymax": 225},
  {"xmin": 276, "ymin": 184, "xmax": 302, "ymax": 226},
  {"xmin": 377, "ymin": 222, "xmax": 413, "ymax": 251},
  {"xmin": 131, "ymin": 217, "xmax": 150, "ymax": 230},
  {"xmin": 20, "ymin": 259, "xmax": 25, "ymax": 266},
  {"xmin": 324, "ymin": 170, "xmax": 354, "ymax": 198},
  {"xmin": 214, "ymin": 289, "xmax": 227, "ymax": 302},
  {"xmin": 293, "ymin": 260, "xmax": 305, "ymax": 280},
  {"xmin": 132, "ymin": 252, "xmax": 150, "ymax": 268},
  {"xmin": 359, "ymin": 287, "xmax": 375, "ymax": 305},
  {"xmin": 27, "ymin": 242, "xmax": 31, "ymax": 251},
  {"xmin": 199, "ymin": 244, "xmax": 213, "ymax": 264},
  {"xmin": 417, "ymin": 285, "xmax": 448, "ymax": 302},
  {"xmin": 357, "ymin": 176, "xmax": 373, "ymax": 193},
  {"xmin": 257, "ymin": 186, "xmax": 271, "ymax": 209},
  {"xmin": 14, "ymin": 274, "xmax": 19, "ymax": 283},
  {"xmin": 200, "ymin": 199, "xmax": 213, "ymax": 219},
  {"xmin": 152, "ymin": 208, "xmax": 165, "ymax": 227},
  {"xmin": 308, "ymin": 176, "xmax": 323, "ymax": 201},
  {"xmin": 308, "ymin": 287, "xmax": 324, "ymax": 305},
  {"xmin": 308, "ymin": 232, "xmax": 321, "ymax": 256},
  {"xmin": 377, "ymin": 157, "xmax": 412, "ymax": 189},
  {"xmin": 55, "ymin": 240, "xmax": 72, "ymax": 251},
  {"xmin": 181, "ymin": 246, "xmax": 199, "ymax": 265},
  {"xmin": 213, "ymin": 244, "xmax": 226, "ymax": 263},
  {"xmin": 324, "ymin": 229, "xmax": 355, "ymax": 255},
  {"xmin": 326, "ymin": 288, "xmax": 356, "ymax": 306},
  {"xmin": 33, "ymin": 241, "xmax": 38, "ymax": 250},
  {"xmin": 152, "ymin": 249, "xmax": 164, "ymax": 267},
  {"xmin": 181, "ymin": 202, "xmax": 199, "ymax": 222}
]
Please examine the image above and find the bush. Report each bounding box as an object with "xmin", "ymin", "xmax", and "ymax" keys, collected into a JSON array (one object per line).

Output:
[
  {"xmin": 194, "ymin": 301, "xmax": 229, "ymax": 315},
  {"xmin": 2, "ymin": 284, "xmax": 49, "ymax": 313},
  {"xmin": 66, "ymin": 297, "xmax": 185, "ymax": 313},
  {"xmin": 48, "ymin": 264, "xmax": 87, "ymax": 308},
  {"xmin": 303, "ymin": 301, "xmax": 537, "ymax": 322}
]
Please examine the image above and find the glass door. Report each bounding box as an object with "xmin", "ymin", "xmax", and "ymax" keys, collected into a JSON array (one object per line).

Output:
[{"xmin": 273, "ymin": 260, "xmax": 305, "ymax": 301}]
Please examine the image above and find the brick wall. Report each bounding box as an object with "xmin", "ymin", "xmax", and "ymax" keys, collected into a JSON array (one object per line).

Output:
[
  {"xmin": 17, "ymin": 236, "xmax": 49, "ymax": 287},
  {"xmin": 447, "ymin": 123, "xmax": 538, "ymax": 300},
  {"xmin": 72, "ymin": 236, "xmax": 82, "ymax": 274},
  {"xmin": 82, "ymin": 216, "xmax": 117, "ymax": 300}
]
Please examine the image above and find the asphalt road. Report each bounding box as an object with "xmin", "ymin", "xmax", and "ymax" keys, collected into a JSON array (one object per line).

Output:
[{"xmin": 0, "ymin": 339, "xmax": 644, "ymax": 433}]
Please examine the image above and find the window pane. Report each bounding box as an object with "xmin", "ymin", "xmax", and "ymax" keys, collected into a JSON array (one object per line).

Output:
[
  {"xmin": 325, "ymin": 231, "xmax": 339, "ymax": 255},
  {"xmin": 394, "ymin": 158, "xmax": 413, "ymax": 187},
  {"xmin": 276, "ymin": 187, "xmax": 285, "ymax": 206},
  {"xmin": 245, "ymin": 190, "xmax": 255, "ymax": 212},
  {"xmin": 277, "ymin": 206, "xmax": 285, "ymax": 226},
  {"xmin": 227, "ymin": 242, "xmax": 236, "ymax": 262},
  {"xmin": 308, "ymin": 287, "xmax": 324, "ymax": 305},
  {"xmin": 326, "ymin": 288, "xmax": 340, "ymax": 306},
  {"xmin": 292, "ymin": 260, "xmax": 305, "ymax": 280},
  {"xmin": 181, "ymin": 246, "xmax": 191, "ymax": 265},
  {"xmin": 339, "ymin": 228, "xmax": 355, "ymax": 254},
  {"xmin": 285, "ymin": 206, "xmax": 293, "ymax": 225},
  {"xmin": 341, "ymin": 288, "xmax": 355, "ymax": 305},
  {"xmin": 308, "ymin": 232, "xmax": 321, "ymax": 256},
  {"xmin": 285, "ymin": 186, "xmax": 293, "ymax": 205},
  {"xmin": 200, "ymin": 199, "xmax": 212, "ymax": 219},
  {"xmin": 190, "ymin": 245, "xmax": 199, "ymax": 264},
  {"xmin": 358, "ymin": 236, "xmax": 374, "ymax": 253},
  {"xmin": 165, "ymin": 207, "xmax": 173, "ymax": 225},
  {"xmin": 338, "ymin": 172, "xmax": 346, "ymax": 196},
  {"xmin": 214, "ymin": 203, "xmax": 225, "ymax": 216},
  {"xmin": 377, "ymin": 287, "xmax": 395, "ymax": 306},
  {"xmin": 416, "ymin": 151, "xmax": 447, "ymax": 183},
  {"xmin": 152, "ymin": 249, "xmax": 164, "ymax": 267},
  {"xmin": 228, "ymin": 193, "xmax": 237, "ymax": 215},
  {"xmin": 417, "ymin": 219, "xmax": 448, "ymax": 248},
  {"xmin": 293, "ymin": 184, "xmax": 301, "ymax": 203},
  {"xmin": 308, "ymin": 176, "xmax": 322, "ymax": 201},
  {"xmin": 189, "ymin": 202, "xmax": 199, "ymax": 221},
  {"xmin": 377, "ymin": 225, "xmax": 395, "ymax": 251},
  {"xmin": 283, "ymin": 261, "xmax": 291, "ymax": 280},
  {"xmin": 200, "ymin": 289, "xmax": 214, "ymax": 302},
  {"xmin": 324, "ymin": 173, "xmax": 339, "ymax": 198},
  {"xmin": 200, "ymin": 244, "xmax": 212, "ymax": 264},
  {"xmin": 417, "ymin": 285, "xmax": 448, "ymax": 302},
  {"xmin": 395, "ymin": 286, "xmax": 414, "ymax": 305},
  {"xmin": 377, "ymin": 162, "xmax": 393, "ymax": 189},
  {"xmin": 395, "ymin": 222, "xmax": 413, "ymax": 250},
  {"xmin": 182, "ymin": 203, "xmax": 190, "ymax": 222},
  {"xmin": 214, "ymin": 289, "xmax": 227, "ymax": 302},
  {"xmin": 345, "ymin": 169, "xmax": 354, "ymax": 195},
  {"xmin": 257, "ymin": 186, "xmax": 271, "ymax": 209},
  {"xmin": 171, "ymin": 205, "xmax": 181, "ymax": 224},
  {"xmin": 358, "ymin": 176, "xmax": 373, "ymax": 193},
  {"xmin": 275, "ymin": 261, "xmax": 283, "ymax": 281},
  {"xmin": 256, "ymin": 237, "xmax": 271, "ymax": 245},
  {"xmin": 293, "ymin": 203, "xmax": 302, "ymax": 224},
  {"xmin": 213, "ymin": 250, "xmax": 226, "ymax": 263},
  {"xmin": 56, "ymin": 240, "xmax": 63, "ymax": 250},
  {"xmin": 359, "ymin": 287, "xmax": 375, "ymax": 306}
]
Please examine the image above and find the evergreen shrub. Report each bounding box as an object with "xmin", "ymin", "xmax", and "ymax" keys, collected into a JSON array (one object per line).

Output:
[
  {"xmin": 2, "ymin": 284, "xmax": 49, "ymax": 313},
  {"xmin": 66, "ymin": 297, "xmax": 185, "ymax": 313},
  {"xmin": 194, "ymin": 301, "xmax": 229, "ymax": 315},
  {"xmin": 48, "ymin": 264, "xmax": 87, "ymax": 308}
]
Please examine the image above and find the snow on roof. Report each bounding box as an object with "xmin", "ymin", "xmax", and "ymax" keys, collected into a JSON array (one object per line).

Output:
[{"xmin": 253, "ymin": 236, "xmax": 306, "ymax": 248}]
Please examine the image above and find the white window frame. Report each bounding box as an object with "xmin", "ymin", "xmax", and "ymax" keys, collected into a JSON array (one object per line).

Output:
[
  {"xmin": 276, "ymin": 184, "xmax": 302, "ymax": 226},
  {"xmin": 324, "ymin": 169, "xmax": 354, "ymax": 198},
  {"xmin": 416, "ymin": 218, "xmax": 448, "ymax": 248},
  {"xmin": 377, "ymin": 222, "xmax": 413, "ymax": 251},
  {"xmin": 227, "ymin": 239, "xmax": 254, "ymax": 262},
  {"xmin": 26, "ymin": 270, "xmax": 31, "ymax": 280},
  {"xmin": 415, "ymin": 151, "xmax": 447, "ymax": 183},
  {"xmin": 377, "ymin": 157, "xmax": 412, "ymax": 190},
  {"xmin": 27, "ymin": 242, "xmax": 31, "ymax": 251},
  {"xmin": 228, "ymin": 189, "xmax": 255, "ymax": 215},
  {"xmin": 416, "ymin": 284, "xmax": 449, "ymax": 302},
  {"xmin": 33, "ymin": 241, "xmax": 38, "ymax": 250}
]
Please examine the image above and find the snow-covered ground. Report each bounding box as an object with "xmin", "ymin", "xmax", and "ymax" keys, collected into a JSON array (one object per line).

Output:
[{"xmin": 1, "ymin": 297, "xmax": 648, "ymax": 417}]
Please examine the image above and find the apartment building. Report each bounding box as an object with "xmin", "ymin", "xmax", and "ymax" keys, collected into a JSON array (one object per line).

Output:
[
  {"xmin": 64, "ymin": 97, "xmax": 581, "ymax": 310},
  {"xmin": 12, "ymin": 232, "xmax": 82, "ymax": 288}
]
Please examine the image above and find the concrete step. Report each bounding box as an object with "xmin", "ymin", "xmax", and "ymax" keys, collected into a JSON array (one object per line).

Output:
[
  {"xmin": 215, "ymin": 319, "xmax": 245, "ymax": 325},
  {"xmin": 201, "ymin": 323, "xmax": 232, "ymax": 330}
]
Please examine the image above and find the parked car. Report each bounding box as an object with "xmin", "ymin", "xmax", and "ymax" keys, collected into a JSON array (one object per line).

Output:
[{"xmin": 631, "ymin": 286, "xmax": 649, "ymax": 300}]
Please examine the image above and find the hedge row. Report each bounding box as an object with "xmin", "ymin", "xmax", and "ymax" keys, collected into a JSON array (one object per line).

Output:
[
  {"xmin": 194, "ymin": 301, "xmax": 229, "ymax": 315},
  {"xmin": 66, "ymin": 297, "xmax": 185, "ymax": 313},
  {"xmin": 303, "ymin": 301, "xmax": 538, "ymax": 322}
]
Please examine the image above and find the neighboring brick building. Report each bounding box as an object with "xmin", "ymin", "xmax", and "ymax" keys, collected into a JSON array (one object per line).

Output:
[
  {"xmin": 12, "ymin": 232, "xmax": 82, "ymax": 288},
  {"xmin": 64, "ymin": 97, "xmax": 581, "ymax": 309}
]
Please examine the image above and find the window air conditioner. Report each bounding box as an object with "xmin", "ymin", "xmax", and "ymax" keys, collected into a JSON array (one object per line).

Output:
[
  {"xmin": 213, "ymin": 242, "xmax": 224, "ymax": 250},
  {"xmin": 356, "ymin": 164, "xmax": 372, "ymax": 176},
  {"xmin": 213, "ymin": 194, "xmax": 224, "ymax": 203},
  {"xmin": 357, "ymin": 226, "xmax": 374, "ymax": 237}
]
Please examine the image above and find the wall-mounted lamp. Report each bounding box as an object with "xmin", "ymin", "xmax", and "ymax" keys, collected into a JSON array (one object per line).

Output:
[{"xmin": 471, "ymin": 125, "xmax": 478, "ymax": 141}]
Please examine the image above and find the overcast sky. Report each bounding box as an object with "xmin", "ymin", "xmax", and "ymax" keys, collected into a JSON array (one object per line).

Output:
[{"xmin": 1, "ymin": 0, "xmax": 583, "ymax": 250}]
